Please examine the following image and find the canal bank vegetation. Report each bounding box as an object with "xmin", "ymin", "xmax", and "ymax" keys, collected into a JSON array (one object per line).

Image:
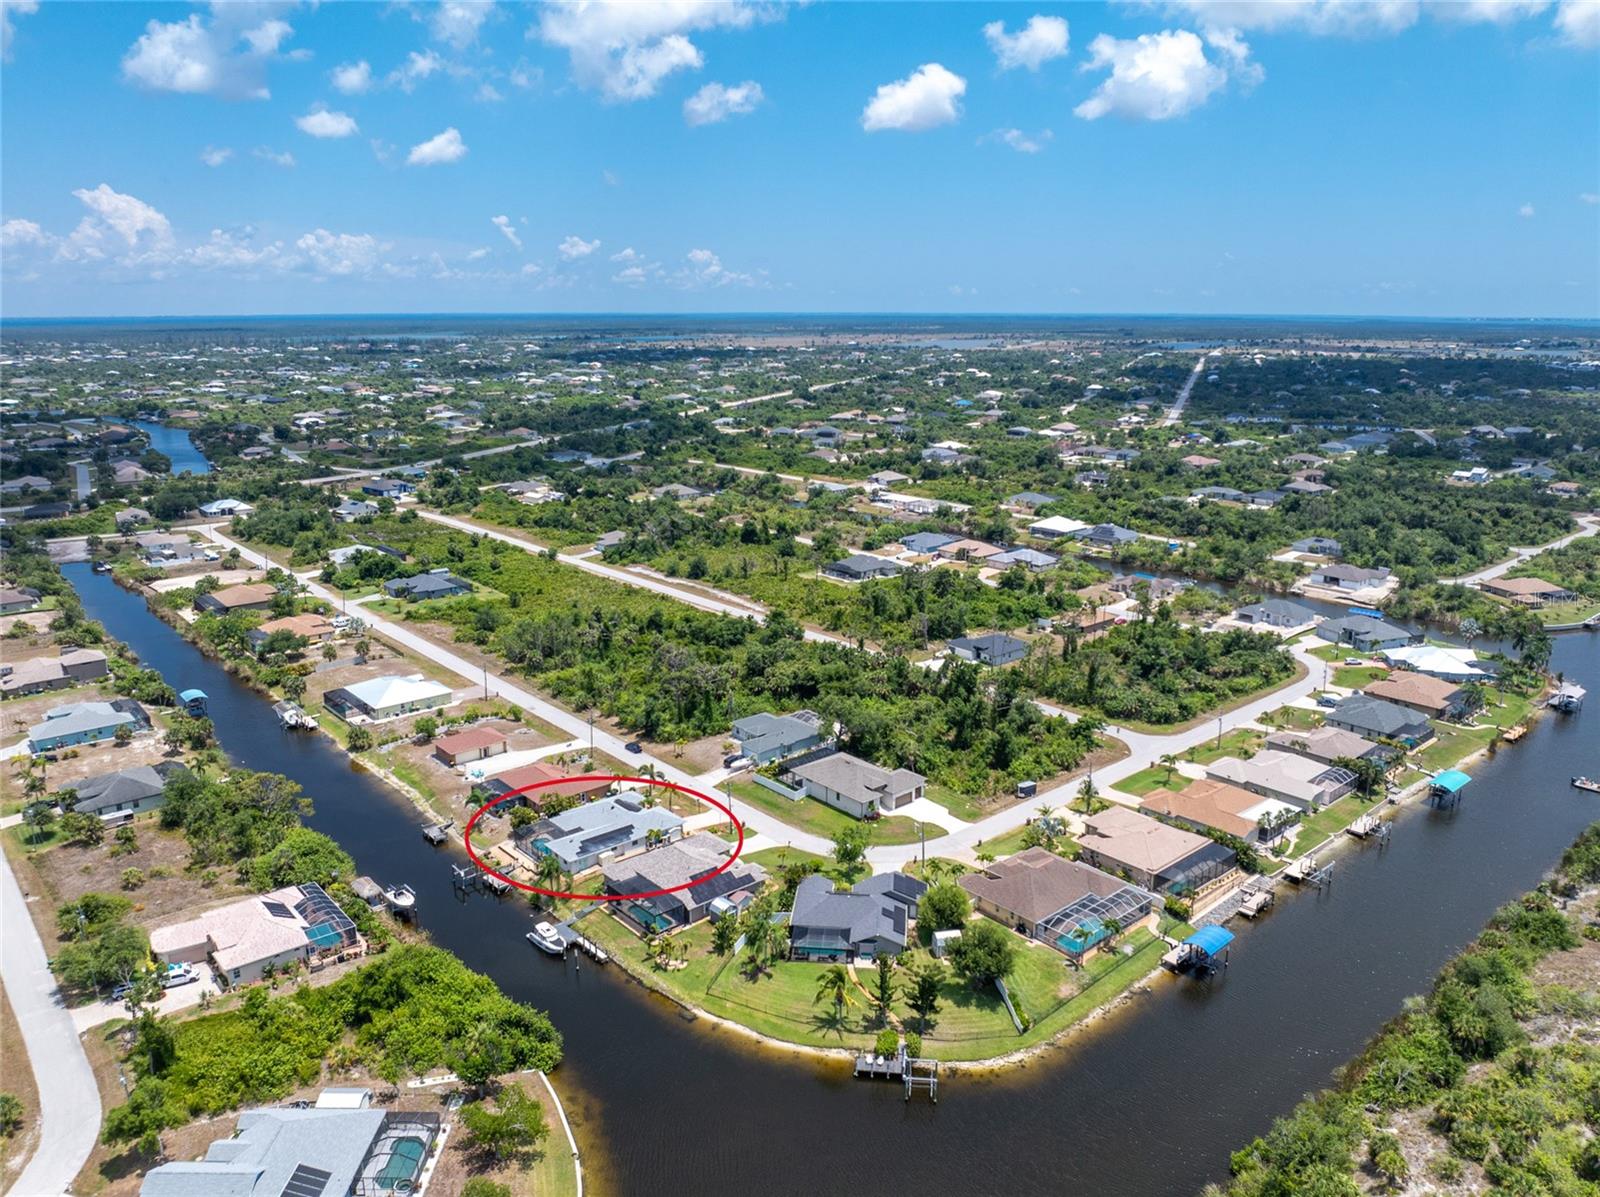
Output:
[{"xmin": 1210, "ymin": 822, "xmax": 1600, "ymax": 1197}]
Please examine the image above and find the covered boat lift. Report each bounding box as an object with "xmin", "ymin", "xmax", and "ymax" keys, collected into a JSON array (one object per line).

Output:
[
  {"xmin": 1429, "ymin": 768, "xmax": 1471, "ymax": 809},
  {"xmin": 1162, "ymin": 925, "xmax": 1234, "ymax": 976}
]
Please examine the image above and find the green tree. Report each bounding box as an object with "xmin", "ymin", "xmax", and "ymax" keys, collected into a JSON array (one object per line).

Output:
[
  {"xmin": 919, "ymin": 881, "xmax": 971, "ymax": 932},
  {"xmin": 59, "ymin": 811, "xmax": 106, "ymax": 847},
  {"xmin": 414, "ymin": 715, "xmax": 439, "ymax": 742},
  {"xmin": 462, "ymin": 1181, "xmax": 513, "ymax": 1197},
  {"xmin": 906, "ymin": 961, "xmax": 944, "ymax": 1032},
  {"xmin": 813, "ymin": 964, "xmax": 856, "ymax": 1015},
  {"xmin": 946, "ymin": 920, "xmax": 1017, "ymax": 989},
  {"xmin": 831, "ymin": 822, "xmax": 870, "ymax": 873},
  {"xmin": 0, "ymin": 1093, "xmax": 24, "ymax": 1135},
  {"xmin": 346, "ymin": 726, "xmax": 374, "ymax": 751},
  {"xmin": 872, "ymin": 954, "xmax": 896, "ymax": 1023},
  {"xmin": 459, "ymin": 1086, "xmax": 548, "ymax": 1162},
  {"xmin": 22, "ymin": 802, "xmax": 55, "ymax": 845}
]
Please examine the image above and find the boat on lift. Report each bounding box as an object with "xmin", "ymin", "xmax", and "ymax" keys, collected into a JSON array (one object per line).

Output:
[
  {"xmin": 526, "ymin": 921, "xmax": 568, "ymax": 955},
  {"xmin": 382, "ymin": 883, "xmax": 417, "ymax": 917},
  {"xmin": 1574, "ymin": 777, "xmax": 1600, "ymax": 794}
]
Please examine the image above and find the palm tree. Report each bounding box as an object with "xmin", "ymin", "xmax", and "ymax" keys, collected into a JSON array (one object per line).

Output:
[
  {"xmin": 1158, "ymin": 753, "xmax": 1178, "ymax": 783},
  {"xmin": 1076, "ymin": 775, "xmax": 1099, "ymax": 814},
  {"xmin": 813, "ymin": 964, "xmax": 855, "ymax": 1015},
  {"xmin": 534, "ymin": 852, "xmax": 563, "ymax": 895}
]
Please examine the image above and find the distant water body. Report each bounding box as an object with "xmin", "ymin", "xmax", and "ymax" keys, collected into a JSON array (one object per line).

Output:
[{"xmin": 132, "ymin": 420, "xmax": 211, "ymax": 476}]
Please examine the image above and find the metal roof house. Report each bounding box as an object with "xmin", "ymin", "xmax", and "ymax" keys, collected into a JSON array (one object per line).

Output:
[
  {"xmin": 897, "ymin": 531, "xmax": 960, "ymax": 555},
  {"xmin": 1233, "ymin": 599, "xmax": 1319, "ymax": 629},
  {"xmin": 947, "ymin": 633, "xmax": 1028, "ymax": 666},
  {"xmin": 1316, "ymin": 614, "xmax": 1418, "ymax": 653},
  {"xmin": 520, "ymin": 792, "xmax": 684, "ymax": 873},
  {"xmin": 788, "ymin": 871, "xmax": 927, "ymax": 962},
  {"xmin": 27, "ymin": 700, "xmax": 142, "ymax": 753},
  {"xmin": 382, "ymin": 571, "xmax": 472, "ymax": 600},
  {"xmin": 731, "ymin": 710, "xmax": 825, "ymax": 764},
  {"xmin": 1072, "ymin": 523, "xmax": 1140, "ymax": 548},
  {"xmin": 323, "ymin": 674, "xmax": 452, "ymax": 722},
  {"xmin": 822, "ymin": 554, "xmax": 903, "ymax": 582},
  {"xmin": 139, "ymin": 1101, "xmax": 439, "ymax": 1197}
]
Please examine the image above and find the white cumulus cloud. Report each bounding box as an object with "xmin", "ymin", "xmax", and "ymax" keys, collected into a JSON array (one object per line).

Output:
[
  {"xmin": 1554, "ymin": 0, "xmax": 1600, "ymax": 45},
  {"xmin": 492, "ymin": 215, "xmax": 522, "ymax": 248},
  {"xmin": 253, "ymin": 146, "xmax": 297, "ymax": 167},
  {"xmin": 432, "ymin": 1, "xmax": 494, "ymax": 49},
  {"xmin": 200, "ymin": 146, "xmax": 233, "ymax": 167},
  {"xmin": 296, "ymin": 106, "xmax": 359, "ymax": 138},
  {"xmin": 861, "ymin": 63, "xmax": 967, "ymax": 133},
  {"xmin": 1519, "ymin": 202, "xmax": 1536, "ymax": 217},
  {"xmin": 2, "ymin": 0, "xmax": 39, "ymax": 61},
  {"xmin": 983, "ymin": 15, "xmax": 1069, "ymax": 70},
  {"xmin": 121, "ymin": 5, "xmax": 300, "ymax": 100},
  {"xmin": 71, "ymin": 183, "xmax": 173, "ymax": 250},
  {"xmin": 558, "ymin": 234, "xmax": 601, "ymax": 260},
  {"xmin": 295, "ymin": 228, "xmax": 385, "ymax": 276},
  {"xmin": 984, "ymin": 127, "xmax": 1053, "ymax": 153},
  {"xmin": 537, "ymin": 0, "xmax": 774, "ymax": 102},
  {"xmin": 1075, "ymin": 29, "xmax": 1243, "ymax": 121},
  {"xmin": 407, "ymin": 127, "xmax": 468, "ymax": 166},
  {"xmin": 683, "ymin": 80, "xmax": 764, "ymax": 126},
  {"xmin": 330, "ymin": 60, "xmax": 373, "ymax": 94},
  {"xmin": 389, "ymin": 49, "xmax": 444, "ymax": 92}
]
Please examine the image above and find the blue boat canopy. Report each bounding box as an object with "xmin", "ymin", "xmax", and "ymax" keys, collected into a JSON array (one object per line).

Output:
[
  {"xmin": 179, "ymin": 689, "xmax": 208, "ymax": 702},
  {"xmin": 1185, "ymin": 926, "xmax": 1235, "ymax": 957},
  {"xmin": 1431, "ymin": 769, "xmax": 1471, "ymax": 794}
]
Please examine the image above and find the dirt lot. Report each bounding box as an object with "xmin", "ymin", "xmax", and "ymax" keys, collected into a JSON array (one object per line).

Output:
[
  {"xmin": 379, "ymin": 719, "xmax": 559, "ymax": 807},
  {"xmin": 2, "ymin": 731, "xmax": 173, "ymax": 810},
  {"xmin": 4, "ymin": 820, "xmax": 254, "ymax": 958},
  {"xmin": 146, "ymin": 569, "xmax": 264, "ymax": 594},
  {"xmin": 301, "ymin": 647, "xmax": 472, "ymax": 718},
  {"xmin": 0, "ymin": 685, "xmax": 125, "ymax": 745},
  {"xmin": 0, "ymin": 612, "xmax": 55, "ymax": 639},
  {"xmin": 0, "ymin": 982, "xmax": 41, "ymax": 1196},
  {"xmin": 593, "ymin": 716, "xmax": 732, "ymax": 775}
]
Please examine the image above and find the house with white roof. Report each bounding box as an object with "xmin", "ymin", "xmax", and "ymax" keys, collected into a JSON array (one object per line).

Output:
[{"xmin": 323, "ymin": 674, "xmax": 453, "ymax": 722}]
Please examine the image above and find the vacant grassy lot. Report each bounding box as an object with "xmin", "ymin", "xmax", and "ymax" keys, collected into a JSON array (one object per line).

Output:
[{"xmin": 1287, "ymin": 794, "xmax": 1374, "ymax": 857}]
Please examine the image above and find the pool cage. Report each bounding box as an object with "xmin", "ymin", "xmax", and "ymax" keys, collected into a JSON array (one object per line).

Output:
[
  {"xmin": 294, "ymin": 883, "xmax": 360, "ymax": 954},
  {"xmin": 354, "ymin": 1111, "xmax": 442, "ymax": 1196},
  {"xmin": 1036, "ymin": 883, "xmax": 1156, "ymax": 961}
]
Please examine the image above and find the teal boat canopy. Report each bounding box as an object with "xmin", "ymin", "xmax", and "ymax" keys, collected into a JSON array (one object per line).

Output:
[{"xmin": 1431, "ymin": 769, "xmax": 1471, "ymax": 794}]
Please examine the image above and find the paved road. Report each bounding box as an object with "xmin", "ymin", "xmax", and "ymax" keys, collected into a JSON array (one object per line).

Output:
[
  {"xmin": 296, "ymin": 439, "xmax": 530, "ymax": 486},
  {"xmin": 1158, "ymin": 351, "xmax": 1212, "ymax": 427},
  {"xmin": 1, "ymin": 840, "xmax": 101, "ymax": 1197},
  {"xmin": 1441, "ymin": 513, "xmax": 1600, "ymax": 585}
]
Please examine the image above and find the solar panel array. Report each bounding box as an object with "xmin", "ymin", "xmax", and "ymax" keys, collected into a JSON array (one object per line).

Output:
[
  {"xmin": 261, "ymin": 900, "xmax": 295, "ymax": 920},
  {"xmin": 280, "ymin": 1163, "xmax": 332, "ymax": 1197}
]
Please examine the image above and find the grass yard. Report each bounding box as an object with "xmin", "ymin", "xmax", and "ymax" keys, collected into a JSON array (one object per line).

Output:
[
  {"xmin": 921, "ymin": 782, "xmax": 989, "ymax": 822},
  {"xmin": 1181, "ymin": 728, "xmax": 1264, "ymax": 766},
  {"xmin": 726, "ymin": 780, "xmax": 936, "ymax": 847},
  {"xmin": 1333, "ymin": 665, "xmax": 1390, "ymax": 688},
  {"xmin": 1287, "ymin": 794, "xmax": 1373, "ymax": 857},
  {"xmin": 975, "ymin": 824, "xmax": 1079, "ymax": 861},
  {"xmin": 1260, "ymin": 704, "xmax": 1323, "ymax": 731},
  {"xmin": 1113, "ymin": 767, "xmax": 1185, "ymax": 799},
  {"xmin": 1415, "ymin": 724, "xmax": 1497, "ymax": 774}
]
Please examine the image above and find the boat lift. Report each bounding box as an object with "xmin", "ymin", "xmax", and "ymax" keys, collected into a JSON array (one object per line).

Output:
[
  {"xmin": 1161, "ymin": 925, "xmax": 1234, "ymax": 976},
  {"xmin": 179, "ymin": 688, "xmax": 208, "ymax": 716},
  {"xmin": 1428, "ymin": 769, "xmax": 1472, "ymax": 809}
]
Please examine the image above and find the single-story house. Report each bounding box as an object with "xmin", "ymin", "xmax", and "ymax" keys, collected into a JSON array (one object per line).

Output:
[
  {"xmin": 897, "ymin": 532, "xmax": 960, "ymax": 555},
  {"xmin": 1265, "ymin": 725, "xmax": 1394, "ymax": 767},
  {"xmin": 1193, "ymin": 486, "xmax": 1246, "ymax": 502},
  {"xmin": 1140, "ymin": 777, "xmax": 1299, "ymax": 844},
  {"xmin": 867, "ymin": 470, "xmax": 912, "ymax": 488},
  {"xmin": 28, "ymin": 700, "xmax": 143, "ymax": 752},
  {"xmin": 786, "ymin": 751, "xmax": 925, "ymax": 819},
  {"xmin": 1006, "ymin": 491, "xmax": 1059, "ymax": 510},
  {"xmin": 1205, "ymin": 749, "xmax": 1358, "ymax": 811},
  {"xmin": 1028, "ymin": 515, "xmax": 1089, "ymax": 539},
  {"xmin": 934, "ymin": 539, "xmax": 1004, "ymax": 563},
  {"xmin": 334, "ymin": 499, "xmax": 378, "ymax": 522},
  {"xmin": 360, "ymin": 478, "xmax": 413, "ymax": 498},
  {"xmin": 150, "ymin": 882, "xmax": 359, "ymax": 987},
  {"xmin": 383, "ymin": 571, "xmax": 472, "ymax": 600},
  {"xmin": 988, "ymin": 547, "xmax": 1059, "ymax": 571},
  {"xmin": 603, "ymin": 833, "xmax": 768, "ymax": 930},
  {"xmin": 198, "ymin": 498, "xmax": 255, "ymax": 517},
  {"xmin": 139, "ymin": 1103, "xmax": 437, "ymax": 1197},
  {"xmin": 823, "ymin": 554, "xmax": 903, "ymax": 582},
  {"xmin": 194, "ymin": 583, "xmax": 278, "ymax": 615},
  {"xmin": 480, "ymin": 761, "xmax": 611, "ymax": 807},
  {"xmin": 432, "ymin": 725, "xmax": 509, "ymax": 766},
  {"xmin": 1233, "ymin": 599, "xmax": 1319, "ymax": 629},
  {"xmin": 1377, "ymin": 644, "xmax": 1493, "ymax": 683},
  {"xmin": 21, "ymin": 502, "xmax": 72, "ymax": 520},
  {"xmin": 1180, "ymin": 454, "xmax": 1222, "ymax": 469},
  {"xmin": 0, "ymin": 587, "xmax": 42, "ymax": 615},
  {"xmin": 1478, "ymin": 576, "xmax": 1579, "ymax": 608},
  {"xmin": 1362, "ymin": 674, "xmax": 1473, "ymax": 720},
  {"xmin": 0, "ymin": 647, "xmax": 109, "ymax": 696},
  {"xmin": 1283, "ymin": 480, "xmax": 1333, "ymax": 496},
  {"xmin": 788, "ymin": 871, "xmax": 927, "ymax": 962},
  {"xmin": 248, "ymin": 613, "xmax": 335, "ymax": 652},
  {"xmin": 1316, "ymin": 615, "xmax": 1418, "ymax": 654},
  {"xmin": 1325, "ymin": 694, "xmax": 1435, "ymax": 747},
  {"xmin": 327, "ymin": 544, "xmax": 376, "ymax": 567},
  {"xmin": 62, "ymin": 762, "xmax": 186, "ymax": 821},
  {"xmin": 114, "ymin": 507, "xmax": 152, "ymax": 529},
  {"xmin": 1078, "ymin": 806, "xmax": 1239, "ymax": 897},
  {"xmin": 1308, "ymin": 563, "xmax": 1392, "ymax": 592},
  {"xmin": 0, "ymin": 475, "xmax": 51, "ymax": 494},
  {"xmin": 959, "ymin": 848, "xmax": 1158, "ymax": 962},
  {"xmin": 947, "ymin": 633, "xmax": 1028, "ymax": 666},
  {"xmin": 731, "ymin": 710, "xmax": 824, "ymax": 764},
  {"xmin": 1072, "ymin": 523, "xmax": 1141, "ymax": 549},
  {"xmin": 1291, "ymin": 536, "xmax": 1342, "ymax": 557},
  {"xmin": 324, "ymin": 674, "xmax": 452, "ymax": 722},
  {"xmin": 521, "ymin": 792, "xmax": 684, "ymax": 873}
]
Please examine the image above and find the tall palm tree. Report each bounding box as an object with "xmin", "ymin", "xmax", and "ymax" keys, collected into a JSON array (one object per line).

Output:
[
  {"xmin": 813, "ymin": 964, "xmax": 855, "ymax": 1015},
  {"xmin": 535, "ymin": 852, "xmax": 563, "ymax": 895},
  {"xmin": 1159, "ymin": 753, "xmax": 1178, "ymax": 783}
]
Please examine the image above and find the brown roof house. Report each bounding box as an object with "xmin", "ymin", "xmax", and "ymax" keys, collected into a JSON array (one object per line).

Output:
[
  {"xmin": 958, "ymin": 847, "xmax": 1157, "ymax": 961},
  {"xmin": 1362, "ymin": 673, "xmax": 1473, "ymax": 720},
  {"xmin": 1078, "ymin": 806, "xmax": 1240, "ymax": 899},
  {"xmin": 1478, "ymin": 576, "xmax": 1578, "ymax": 608},
  {"xmin": 1139, "ymin": 778, "xmax": 1300, "ymax": 845},
  {"xmin": 433, "ymin": 725, "xmax": 510, "ymax": 767},
  {"xmin": 194, "ymin": 582, "xmax": 277, "ymax": 615}
]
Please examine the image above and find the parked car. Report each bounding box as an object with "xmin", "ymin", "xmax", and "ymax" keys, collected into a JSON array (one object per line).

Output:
[
  {"xmin": 1317, "ymin": 694, "xmax": 1339, "ymax": 708},
  {"xmin": 625, "ymin": 741, "xmax": 643, "ymax": 754},
  {"xmin": 163, "ymin": 962, "xmax": 200, "ymax": 988},
  {"xmin": 110, "ymin": 981, "xmax": 134, "ymax": 1002},
  {"xmin": 1343, "ymin": 657, "xmax": 1364, "ymax": 666},
  {"xmin": 723, "ymin": 753, "xmax": 752, "ymax": 770}
]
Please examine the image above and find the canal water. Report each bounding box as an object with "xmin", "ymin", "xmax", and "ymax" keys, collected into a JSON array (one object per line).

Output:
[
  {"xmin": 66, "ymin": 562, "xmax": 1599, "ymax": 1197},
  {"xmin": 132, "ymin": 421, "xmax": 212, "ymax": 476}
]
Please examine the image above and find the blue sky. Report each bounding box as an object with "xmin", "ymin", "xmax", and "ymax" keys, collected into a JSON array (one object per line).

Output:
[{"xmin": 2, "ymin": 1, "xmax": 1597, "ymax": 318}]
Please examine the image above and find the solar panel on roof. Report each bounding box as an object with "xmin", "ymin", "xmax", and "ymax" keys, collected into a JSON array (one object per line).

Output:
[
  {"xmin": 280, "ymin": 1163, "xmax": 332, "ymax": 1197},
  {"xmin": 262, "ymin": 900, "xmax": 295, "ymax": 920}
]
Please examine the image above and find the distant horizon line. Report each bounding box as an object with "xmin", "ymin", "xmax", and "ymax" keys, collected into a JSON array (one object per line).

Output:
[{"xmin": 3, "ymin": 309, "xmax": 1597, "ymax": 327}]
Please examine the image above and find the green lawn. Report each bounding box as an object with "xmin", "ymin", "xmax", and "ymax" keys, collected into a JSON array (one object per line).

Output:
[
  {"xmin": 726, "ymin": 779, "xmax": 938, "ymax": 846},
  {"xmin": 1182, "ymin": 728, "xmax": 1264, "ymax": 766},
  {"xmin": 1333, "ymin": 665, "xmax": 1390, "ymax": 689},
  {"xmin": 1261, "ymin": 704, "xmax": 1323, "ymax": 731},
  {"xmin": 1287, "ymin": 794, "xmax": 1374, "ymax": 857},
  {"xmin": 1416, "ymin": 724, "xmax": 1497, "ymax": 774},
  {"xmin": 1535, "ymin": 598, "xmax": 1600, "ymax": 626},
  {"xmin": 921, "ymin": 782, "xmax": 988, "ymax": 823},
  {"xmin": 1113, "ymin": 767, "xmax": 1185, "ymax": 798}
]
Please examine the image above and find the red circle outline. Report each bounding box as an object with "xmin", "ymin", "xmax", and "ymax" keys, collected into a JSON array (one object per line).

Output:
[{"xmin": 461, "ymin": 775, "xmax": 745, "ymax": 900}]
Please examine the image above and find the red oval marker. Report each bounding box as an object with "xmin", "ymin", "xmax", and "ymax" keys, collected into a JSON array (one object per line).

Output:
[{"xmin": 461, "ymin": 775, "xmax": 745, "ymax": 900}]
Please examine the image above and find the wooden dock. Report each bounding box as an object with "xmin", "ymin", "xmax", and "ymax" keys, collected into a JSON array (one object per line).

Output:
[
  {"xmin": 1238, "ymin": 887, "xmax": 1274, "ymax": 919},
  {"xmin": 853, "ymin": 1045, "xmax": 937, "ymax": 1101},
  {"xmin": 1346, "ymin": 812, "xmax": 1390, "ymax": 843},
  {"xmin": 421, "ymin": 821, "xmax": 454, "ymax": 845},
  {"xmin": 566, "ymin": 931, "xmax": 609, "ymax": 964}
]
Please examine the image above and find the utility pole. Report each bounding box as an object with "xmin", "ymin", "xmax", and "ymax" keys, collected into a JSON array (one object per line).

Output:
[{"xmin": 1216, "ymin": 716, "xmax": 1223, "ymax": 749}]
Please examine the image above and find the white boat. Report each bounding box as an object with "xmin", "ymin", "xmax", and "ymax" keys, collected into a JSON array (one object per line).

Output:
[
  {"xmin": 526, "ymin": 921, "xmax": 568, "ymax": 955},
  {"xmin": 383, "ymin": 883, "xmax": 417, "ymax": 915}
]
